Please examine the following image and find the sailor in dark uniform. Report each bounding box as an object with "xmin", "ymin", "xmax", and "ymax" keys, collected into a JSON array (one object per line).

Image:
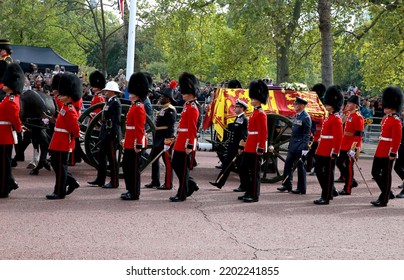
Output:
[
  {"xmin": 87, "ymin": 81, "xmax": 122, "ymax": 189},
  {"xmin": 209, "ymin": 99, "xmax": 248, "ymax": 189}
]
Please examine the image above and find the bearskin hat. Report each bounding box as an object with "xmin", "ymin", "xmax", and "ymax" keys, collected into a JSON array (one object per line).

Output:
[
  {"xmin": 58, "ymin": 72, "xmax": 83, "ymax": 102},
  {"xmin": 0, "ymin": 60, "xmax": 7, "ymax": 82},
  {"xmin": 323, "ymin": 85, "xmax": 343, "ymax": 112},
  {"xmin": 128, "ymin": 72, "xmax": 149, "ymax": 101},
  {"xmin": 346, "ymin": 95, "xmax": 360, "ymax": 106},
  {"xmin": 311, "ymin": 83, "xmax": 326, "ymax": 99},
  {"xmin": 382, "ymin": 86, "xmax": 403, "ymax": 113},
  {"xmin": 179, "ymin": 72, "xmax": 199, "ymax": 97},
  {"xmin": 248, "ymin": 79, "xmax": 268, "ymax": 104},
  {"xmin": 2, "ymin": 63, "xmax": 24, "ymax": 94},
  {"xmin": 228, "ymin": 79, "xmax": 242, "ymax": 89},
  {"xmin": 89, "ymin": 70, "xmax": 106, "ymax": 89},
  {"xmin": 51, "ymin": 73, "xmax": 62, "ymax": 91},
  {"xmin": 143, "ymin": 72, "xmax": 153, "ymax": 89}
]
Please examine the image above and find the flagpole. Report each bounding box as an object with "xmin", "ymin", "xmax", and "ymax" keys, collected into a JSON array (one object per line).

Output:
[{"xmin": 126, "ymin": 0, "xmax": 137, "ymax": 81}]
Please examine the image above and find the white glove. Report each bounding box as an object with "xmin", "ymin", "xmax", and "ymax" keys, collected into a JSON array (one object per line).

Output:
[
  {"xmin": 348, "ymin": 150, "xmax": 356, "ymax": 158},
  {"xmin": 164, "ymin": 145, "xmax": 170, "ymax": 151},
  {"xmin": 42, "ymin": 118, "xmax": 49, "ymax": 125},
  {"xmin": 268, "ymin": 145, "xmax": 275, "ymax": 152},
  {"xmin": 302, "ymin": 150, "xmax": 308, "ymax": 156}
]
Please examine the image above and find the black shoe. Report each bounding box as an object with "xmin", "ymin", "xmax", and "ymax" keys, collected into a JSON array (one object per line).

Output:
[
  {"xmin": 396, "ymin": 191, "xmax": 404, "ymax": 198},
  {"xmin": 291, "ymin": 189, "xmax": 306, "ymax": 194},
  {"xmin": 187, "ymin": 184, "xmax": 199, "ymax": 197},
  {"xmin": 215, "ymin": 164, "xmax": 223, "ymax": 169},
  {"xmin": 371, "ymin": 200, "xmax": 381, "ymax": 206},
  {"xmin": 243, "ymin": 196, "xmax": 259, "ymax": 203},
  {"xmin": 372, "ymin": 201, "xmax": 387, "ymax": 207},
  {"xmin": 102, "ymin": 182, "xmax": 118, "ymax": 189},
  {"xmin": 352, "ymin": 180, "xmax": 358, "ymax": 188},
  {"xmin": 169, "ymin": 196, "xmax": 186, "ymax": 202},
  {"xmin": 314, "ymin": 198, "xmax": 329, "ymax": 205},
  {"xmin": 0, "ymin": 193, "xmax": 9, "ymax": 198},
  {"xmin": 399, "ymin": 183, "xmax": 404, "ymax": 189},
  {"xmin": 87, "ymin": 180, "xmax": 104, "ymax": 186},
  {"xmin": 390, "ymin": 192, "xmax": 395, "ymax": 199},
  {"xmin": 144, "ymin": 182, "xmax": 159, "ymax": 188},
  {"xmin": 46, "ymin": 193, "xmax": 65, "ymax": 200},
  {"xmin": 333, "ymin": 189, "xmax": 339, "ymax": 197},
  {"xmin": 309, "ymin": 171, "xmax": 316, "ymax": 176},
  {"xmin": 66, "ymin": 180, "xmax": 80, "ymax": 195},
  {"xmin": 277, "ymin": 186, "xmax": 291, "ymax": 192},
  {"xmin": 156, "ymin": 184, "xmax": 173, "ymax": 190},
  {"xmin": 238, "ymin": 195, "xmax": 246, "ymax": 200},
  {"xmin": 121, "ymin": 192, "xmax": 139, "ymax": 200},
  {"xmin": 233, "ymin": 187, "xmax": 245, "ymax": 192},
  {"xmin": 29, "ymin": 169, "xmax": 39, "ymax": 175},
  {"xmin": 338, "ymin": 190, "xmax": 351, "ymax": 195},
  {"xmin": 10, "ymin": 180, "xmax": 19, "ymax": 191},
  {"xmin": 334, "ymin": 177, "xmax": 345, "ymax": 183},
  {"xmin": 209, "ymin": 181, "xmax": 222, "ymax": 189},
  {"xmin": 11, "ymin": 159, "xmax": 17, "ymax": 167},
  {"xmin": 43, "ymin": 161, "xmax": 51, "ymax": 171}
]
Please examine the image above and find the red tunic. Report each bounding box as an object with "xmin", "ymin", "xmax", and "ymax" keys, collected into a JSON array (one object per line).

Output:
[
  {"xmin": 54, "ymin": 96, "xmax": 63, "ymax": 111},
  {"xmin": 244, "ymin": 107, "xmax": 267, "ymax": 153},
  {"xmin": 316, "ymin": 113, "xmax": 343, "ymax": 156},
  {"xmin": 123, "ymin": 101, "xmax": 147, "ymax": 150},
  {"xmin": 72, "ymin": 98, "xmax": 83, "ymax": 116},
  {"xmin": 340, "ymin": 110, "xmax": 364, "ymax": 151},
  {"xmin": 174, "ymin": 100, "xmax": 199, "ymax": 152},
  {"xmin": 374, "ymin": 114, "xmax": 402, "ymax": 157},
  {"xmin": 49, "ymin": 103, "xmax": 80, "ymax": 152},
  {"xmin": 0, "ymin": 94, "xmax": 22, "ymax": 145},
  {"xmin": 90, "ymin": 93, "xmax": 105, "ymax": 114},
  {"xmin": 313, "ymin": 119, "xmax": 323, "ymax": 142}
]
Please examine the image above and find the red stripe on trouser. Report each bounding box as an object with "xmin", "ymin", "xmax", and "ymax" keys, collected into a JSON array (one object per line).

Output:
[
  {"xmin": 1, "ymin": 146, "xmax": 5, "ymax": 193},
  {"xmin": 252, "ymin": 154, "xmax": 258, "ymax": 197},
  {"xmin": 164, "ymin": 151, "xmax": 172, "ymax": 188},
  {"xmin": 346, "ymin": 158, "xmax": 354, "ymax": 193}
]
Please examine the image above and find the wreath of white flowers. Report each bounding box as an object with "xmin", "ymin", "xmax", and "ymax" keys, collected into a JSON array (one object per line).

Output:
[{"xmin": 279, "ymin": 82, "xmax": 309, "ymax": 91}]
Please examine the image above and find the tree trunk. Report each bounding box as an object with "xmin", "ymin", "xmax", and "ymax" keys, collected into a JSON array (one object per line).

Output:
[{"xmin": 318, "ymin": 0, "xmax": 333, "ymax": 87}]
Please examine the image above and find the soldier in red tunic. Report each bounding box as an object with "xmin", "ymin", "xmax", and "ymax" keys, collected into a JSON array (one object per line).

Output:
[
  {"xmin": 237, "ymin": 79, "xmax": 268, "ymax": 203},
  {"xmin": 314, "ymin": 85, "xmax": 343, "ymax": 205},
  {"xmin": 0, "ymin": 64, "xmax": 24, "ymax": 198},
  {"xmin": 371, "ymin": 87, "xmax": 403, "ymax": 207},
  {"xmin": 336, "ymin": 95, "xmax": 364, "ymax": 195},
  {"xmin": 120, "ymin": 72, "xmax": 149, "ymax": 200},
  {"xmin": 169, "ymin": 72, "xmax": 200, "ymax": 202},
  {"xmin": 46, "ymin": 73, "xmax": 82, "ymax": 199},
  {"xmin": 89, "ymin": 70, "xmax": 106, "ymax": 116}
]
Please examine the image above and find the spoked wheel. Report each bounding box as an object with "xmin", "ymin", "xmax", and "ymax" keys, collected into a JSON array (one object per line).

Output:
[
  {"xmin": 77, "ymin": 103, "xmax": 105, "ymax": 165},
  {"xmin": 83, "ymin": 103, "xmax": 156, "ymax": 177},
  {"xmin": 261, "ymin": 114, "xmax": 293, "ymax": 183}
]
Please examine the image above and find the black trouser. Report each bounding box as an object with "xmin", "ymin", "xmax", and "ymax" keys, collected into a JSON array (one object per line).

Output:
[
  {"xmin": 122, "ymin": 149, "xmax": 141, "ymax": 198},
  {"xmin": 336, "ymin": 150, "xmax": 357, "ymax": 193},
  {"xmin": 172, "ymin": 151, "xmax": 197, "ymax": 199},
  {"xmin": 150, "ymin": 142, "xmax": 173, "ymax": 188},
  {"xmin": 315, "ymin": 155, "xmax": 336, "ymax": 201},
  {"xmin": 282, "ymin": 150, "xmax": 306, "ymax": 192},
  {"xmin": 50, "ymin": 150, "xmax": 77, "ymax": 196},
  {"xmin": 0, "ymin": 144, "xmax": 13, "ymax": 195},
  {"xmin": 394, "ymin": 145, "xmax": 404, "ymax": 180},
  {"xmin": 306, "ymin": 141, "xmax": 318, "ymax": 172},
  {"xmin": 240, "ymin": 152, "xmax": 261, "ymax": 199},
  {"xmin": 96, "ymin": 139, "xmax": 119, "ymax": 187},
  {"xmin": 372, "ymin": 157, "xmax": 395, "ymax": 205},
  {"xmin": 215, "ymin": 148, "xmax": 240, "ymax": 187}
]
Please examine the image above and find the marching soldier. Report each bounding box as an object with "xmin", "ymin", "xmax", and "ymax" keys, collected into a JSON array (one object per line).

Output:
[
  {"xmin": 277, "ymin": 96, "xmax": 311, "ymax": 194},
  {"xmin": 371, "ymin": 86, "xmax": 403, "ymax": 207},
  {"xmin": 169, "ymin": 72, "xmax": 200, "ymax": 202},
  {"xmin": 237, "ymin": 79, "xmax": 268, "ymax": 203},
  {"xmin": 0, "ymin": 63, "xmax": 24, "ymax": 198},
  {"xmin": 46, "ymin": 73, "xmax": 82, "ymax": 199},
  {"xmin": 144, "ymin": 87, "xmax": 176, "ymax": 190},
  {"xmin": 314, "ymin": 85, "xmax": 343, "ymax": 205},
  {"xmin": 0, "ymin": 39, "xmax": 13, "ymax": 64},
  {"xmin": 336, "ymin": 95, "xmax": 364, "ymax": 195},
  {"xmin": 87, "ymin": 81, "xmax": 122, "ymax": 189},
  {"xmin": 121, "ymin": 72, "xmax": 149, "ymax": 200},
  {"xmin": 89, "ymin": 70, "xmax": 106, "ymax": 116},
  {"xmin": 209, "ymin": 99, "xmax": 248, "ymax": 190}
]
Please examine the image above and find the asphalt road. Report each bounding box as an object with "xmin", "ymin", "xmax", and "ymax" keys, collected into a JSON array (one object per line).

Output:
[{"xmin": 1, "ymin": 150, "xmax": 403, "ymax": 260}]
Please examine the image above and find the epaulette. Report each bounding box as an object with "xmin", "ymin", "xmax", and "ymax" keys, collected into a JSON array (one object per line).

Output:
[
  {"xmin": 136, "ymin": 101, "xmax": 141, "ymax": 106},
  {"xmin": 68, "ymin": 104, "xmax": 74, "ymax": 110},
  {"xmin": 259, "ymin": 108, "xmax": 264, "ymax": 113},
  {"xmin": 9, "ymin": 95, "xmax": 15, "ymax": 101},
  {"xmin": 191, "ymin": 101, "xmax": 196, "ymax": 108},
  {"xmin": 393, "ymin": 114, "xmax": 400, "ymax": 120}
]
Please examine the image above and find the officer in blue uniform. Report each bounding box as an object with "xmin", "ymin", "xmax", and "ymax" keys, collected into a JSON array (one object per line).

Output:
[{"xmin": 277, "ymin": 97, "xmax": 312, "ymax": 194}]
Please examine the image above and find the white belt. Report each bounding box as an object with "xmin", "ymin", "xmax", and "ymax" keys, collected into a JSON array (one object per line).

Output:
[
  {"xmin": 178, "ymin": 128, "xmax": 188, "ymax": 132},
  {"xmin": 379, "ymin": 136, "xmax": 392, "ymax": 141},
  {"xmin": 55, "ymin": 127, "xmax": 69, "ymax": 133},
  {"xmin": 248, "ymin": 131, "xmax": 258, "ymax": 135},
  {"xmin": 321, "ymin": 135, "xmax": 334, "ymax": 139},
  {"xmin": 126, "ymin": 126, "xmax": 135, "ymax": 130},
  {"xmin": 0, "ymin": 121, "xmax": 11, "ymax": 125}
]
